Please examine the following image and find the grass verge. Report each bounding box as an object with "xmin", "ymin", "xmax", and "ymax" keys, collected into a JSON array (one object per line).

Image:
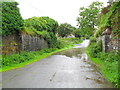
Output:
[
  {"xmin": 1, "ymin": 37, "xmax": 83, "ymax": 72},
  {"xmin": 86, "ymin": 44, "xmax": 119, "ymax": 88},
  {"xmin": 1, "ymin": 44, "xmax": 74, "ymax": 72}
]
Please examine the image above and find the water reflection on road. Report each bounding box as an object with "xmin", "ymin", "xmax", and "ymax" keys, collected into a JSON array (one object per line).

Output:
[{"xmin": 2, "ymin": 40, "xmax": 114, "ymax": 88}]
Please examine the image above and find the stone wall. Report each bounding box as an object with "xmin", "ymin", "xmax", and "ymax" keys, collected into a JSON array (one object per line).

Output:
[
  {"xmin": 2, "ymin": 32, "xmax": 21, "ymax": 55},
  {"xmin": 21, "ymin": 34, "xmax": 48, "ymax": 51},
  {"xmin": 97, "ymin": 34, "xmax": 119, "ymax": 52},
  {"xmin": 107, "ymin": 35, "xmax": 119, "ymax": 52},
  {"xmin": 2, "ymin": 32, "xmax": 48, "ymax": 55},
  {"xmin": 102, "ymin": 35, "xmax": 111, "ymax": 52}
]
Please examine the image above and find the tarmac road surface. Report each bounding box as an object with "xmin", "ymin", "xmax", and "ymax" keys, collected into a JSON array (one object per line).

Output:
[{"xmin": 2, "ymin": 40, "xmax": 113, "ymax": 88}]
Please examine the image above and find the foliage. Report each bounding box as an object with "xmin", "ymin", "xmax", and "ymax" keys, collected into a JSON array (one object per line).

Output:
[
  {"xmin": 101, "ymin": 5, "xmax": 111, "ymax": 14},
  {"xmin": 2, "ymin": 48, "xmax": 56, "ymax": 66},
  {"xmin": 110, "ymin": 2, "xmax": 120, "ymax": 36},
  {"xmin": 24, "ymin": 16, "xmax": 58, "ymax": 34},
  {"xmin": 77, "ymin": 1, "xmax": 103, "ymax": 38},
  {"xmin": 2, "ymin": 1, "xmax": 24, "ymax": 36},
  {"xmin": 23, "ymin": 16, "xmax": 59, "ymax": 48},
  {"xmin": 72, "ymin": 29, "xmax": 83, "ymax": 38},
  {"xmin": 90, "ymin": 37, "xmax": 96, "ymax": 43},
  {"xmin": 73, "ymin": 28, "xmax": 91, "ymax": 39},
  {"xmin": 58, "ymin": 37, "xmax": 83, "ymax": 44},
  {"xmin": 57, "ymin": 23, "xmax": 75, "ymax": 37},
  {"xmin": 87, "ymin": 43, "xmax": 119, "ymax": 88},
  {"xmin": 0, "ymin": 2, "xmax": 2, "ymax": 35},
  {"xmin": 43, "ymin": 32, "xmax": 60, "ymax": 48},
  {"xmin": 95, "ymin": 1, "xmax": 120, "ymax": 37},
  {"xmin": 88, "ymin": 41, "xmax": 102, "ymax": 57}
]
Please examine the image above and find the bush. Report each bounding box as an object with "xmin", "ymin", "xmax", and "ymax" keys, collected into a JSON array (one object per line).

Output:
[
  {"xmin": 96, "ymin": 40, "xmax": 103, "ymax": 52},
  {"xmin": 57, "ymin": 23, "xmax": 75, "ymax": 37},
  {"xmin": 2, "ymin": 1, "xmax": 24, "ymax": 36},
  {"xmin": 24, "ymin": 17, "xmax": 58, "ymax": 34},
  {"xmin": 88, "ymin": 40, "xmax": 102, "ymax": 58},
  {"xmin": 23, "ymin": 17, "xmax": 60, "ymax": 48},
  {"xmin": 72, "ymin": 29, "xmax": 82, "ymax": 38},
  {"xmin": 90, "ymin": 37, "xmax": 96, "ymax": 43}
]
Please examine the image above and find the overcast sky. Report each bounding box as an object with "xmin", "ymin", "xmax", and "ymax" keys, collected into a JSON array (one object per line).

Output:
[{"xmin": 15, "ymin": 0, "xmax": 108, "ymax": 27}]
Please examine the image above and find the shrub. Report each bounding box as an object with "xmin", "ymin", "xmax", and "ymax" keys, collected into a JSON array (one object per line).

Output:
[
  {"xmin": 57, "ymin": 23, "xmax": 75, "ymax": 37},
  {"xmin": 88, "ymin": 40, "xmax": 102, "ymax": 57},
  {"xmin": 2, "ymin": 1, "xmax": 24, "ymax": 36},
  {"xmin": 24, "ymin": 16, "xmax": 58, "ymax": 34},
  {"xmin": 72, "ymin": 29, "xmax": 82, "ymax": 38},
  {"xmin": 90, "ymin": 37, "xmax": 96, "ymax": 43},
  {"xmin": 24, "ymin": 16, "xmax": 60, "ymax": 48}
]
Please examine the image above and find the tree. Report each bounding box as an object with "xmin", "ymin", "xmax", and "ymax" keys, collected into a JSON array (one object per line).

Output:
[
  {"xmin": 24, "ymin": 16, "xmax": 58, "ymax": 34},
  {"xmin": 77, "ymin": 1, "xmax": 103, "ymax": 38},
  {"xmin": 73, "ymin": 29, "xmax": 84, "ymax": 38},
  {"xmin": 24, "ymin": 16, "xmax": 59, "ymax": 48},
  {"xmin": 57, "ymin": 23, "xmax": 75, "ymax": 37},
  {"xmin": 2, "ymin": 1, "xmax": 24, "ymax": 35}
]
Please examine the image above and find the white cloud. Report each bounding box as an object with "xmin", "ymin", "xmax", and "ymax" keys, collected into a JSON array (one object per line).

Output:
[{"xmin": 15, "ymin": 0, "xmax": 108, "ymax": 27}]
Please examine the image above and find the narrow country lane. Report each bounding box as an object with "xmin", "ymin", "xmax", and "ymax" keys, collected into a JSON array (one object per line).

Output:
[{"xmin": 2, "ymin": 40, "xmax": 113, "ymax": 88}]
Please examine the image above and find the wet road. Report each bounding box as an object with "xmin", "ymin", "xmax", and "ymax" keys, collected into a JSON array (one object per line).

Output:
[{"xmin": 2, "ymin": 40, "xmax": 113, "ymax": 88}]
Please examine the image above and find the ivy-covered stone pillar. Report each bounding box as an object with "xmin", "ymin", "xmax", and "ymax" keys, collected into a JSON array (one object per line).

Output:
[{"xmin": 102, "ymin": 27, "xmax": 111, "ymax": 52}]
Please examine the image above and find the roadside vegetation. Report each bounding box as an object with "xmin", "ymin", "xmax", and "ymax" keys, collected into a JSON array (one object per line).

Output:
[
  {"xmin": 1, "ymin": 45, "xmax": 73, "ymax": 72},
  {"xmin": 84, "ymin": 2, "xmax": 120, "ymax": 88},
  {"xmin": 86, "ymin": 40, "xmax": 119, "ymax": 88},
  {"xmin": 1, "ymin": 37, "xmax": 82, "ymax": 72},
  {"xmin": 76, "ymin": 1, "xmax": 103, "ymax": 39},
  {"xmin": 1, "ymin": 0, "xmax": 119, "ymax": 88},
  {"xmin": 2, "ymin": 1, "xmax": 24, "ymax": 36},
  {"xmin": 23, "ymin": 16, "xmax": 59, "ymax": 48},
  {"xmin": 95, "ymin": 2, "xmax": 120, "ymax": 38},
  {"xmin": 58, "ymin": 38, "xmax": 83, "ymax": 44},
  {"xmin": 57, "ymin": 23, "xmax": 76, "ymax": 37},
  {"xmin": 1, "ymin": 1, "xmax": 83, "ymax": 72}
]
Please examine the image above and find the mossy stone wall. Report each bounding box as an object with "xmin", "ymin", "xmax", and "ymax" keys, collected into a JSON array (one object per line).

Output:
[{"xmin": 2, "ymin": 32, "xmax": 48, "ymax": 55}]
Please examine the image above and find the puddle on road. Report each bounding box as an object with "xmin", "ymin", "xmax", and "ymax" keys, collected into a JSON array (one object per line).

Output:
[
  {"xmin": 53, "ymin": 48, "xmax": 85, "ymax": 59},
  {"xmin": 52, "ymin": 43, "xmax": 114, "ymax": 88},
  {"xmin": 2, "ymin": 40, "xmax": 114, "ymax": 88}
]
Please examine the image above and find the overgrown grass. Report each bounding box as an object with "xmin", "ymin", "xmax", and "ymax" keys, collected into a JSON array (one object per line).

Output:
[
  {"xmin": 86, "ymin": 42, "xmax": 119, "ymax": 88},
  {"xmin": 1, "ymin": 45, "xmax": 73, "ymax": 72}
]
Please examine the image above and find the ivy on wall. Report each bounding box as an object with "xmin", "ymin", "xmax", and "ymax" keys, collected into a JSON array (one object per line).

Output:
[{"xmin": 95, "ymin": 2, "xmax": 120, "ymax": 38}]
